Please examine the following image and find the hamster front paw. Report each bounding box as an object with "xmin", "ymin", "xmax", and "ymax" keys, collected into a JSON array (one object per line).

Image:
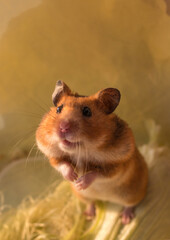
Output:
[
  {"xmin": 57, "ymin": 162, "xmax": 78, "ymax": 182},
  {"xmin": 75, "ymin": 172, "xmax": 98, "ymax": 190}
]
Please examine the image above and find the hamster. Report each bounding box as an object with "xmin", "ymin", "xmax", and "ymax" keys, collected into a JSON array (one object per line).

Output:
[{"xmin": 36, "ymin": 80, "xmax": 148, "ymax": 224}]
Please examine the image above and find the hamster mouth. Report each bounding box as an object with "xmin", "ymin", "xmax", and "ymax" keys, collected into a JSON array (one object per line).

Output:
[
  {"xmin": 58, "ymin": 131, "xmax": 81, "ymax": 149},
  {"xmin": 61, "ymin": 139, "xmax": 80, "ymax": 148}
]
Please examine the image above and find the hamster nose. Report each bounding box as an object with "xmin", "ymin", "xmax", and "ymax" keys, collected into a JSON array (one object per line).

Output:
[{"xmin": 60, "ymin": 121, "xmax": 71, "ymax": 133}]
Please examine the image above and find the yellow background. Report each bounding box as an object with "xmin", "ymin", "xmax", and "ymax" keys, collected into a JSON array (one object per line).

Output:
[{"xmin": 0, "ymin": 0, "xmax": 170, "ymax": 154}]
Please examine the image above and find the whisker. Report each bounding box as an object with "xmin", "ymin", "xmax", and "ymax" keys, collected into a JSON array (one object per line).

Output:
[
  {"xmin": 74, "ymin": 133, "xmax": 81, "ymax": 177},
  {"xmin": 15, "ymin": 110, "xmax": 44, "ymax": 119},
  {"xmin": 28, "ymin": 97, "xmax": 58, "ymax": 122},
  {"xmin": 36, "ymin": 94, "xmax": 52, "ymax": 111},
  {"xmin": 74, "ymin": 136, "xmax": 79, "ymax": 172},
  {"xmin": 28, "ymin": 97, "xmax": 49, "ymax": 114},
  {"xmin": 78, "ymin": 137, "xmax": 81, "ymax": 175},
  {"xmin": 84, "ymin": 144, "xmax": 89, "ymax": 175},
  {"xmin": 9, "ymin": 129, "xmax": 36, "ymax": 154},
  {"xmin": 25, "ymin": 142, "xmax": 37, "ymax": 169},
  {"xmin": 34, "ymin": 145, "xmax": 41, "ymax": 162}
]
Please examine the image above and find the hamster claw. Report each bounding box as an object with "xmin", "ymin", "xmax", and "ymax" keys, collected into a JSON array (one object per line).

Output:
[
  {"xmin": 75, "ymin": 172, "xmax": 98, "ymax": 190},
  {"xmin": 59, "ymin": 163, "xmax": 78, "ymax": 182},
  {"xmin": 75, "ymin": 176, "xmax": 88, "ymax": 190},
  {"xmin": 69, "ymin": 171, "xmax": 78, "ymax": 182}
]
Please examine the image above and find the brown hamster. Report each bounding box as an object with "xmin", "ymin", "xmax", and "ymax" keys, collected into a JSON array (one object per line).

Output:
[{"xmin": 36, "ymin": 80, "xmax": 148, "ymax": 224}]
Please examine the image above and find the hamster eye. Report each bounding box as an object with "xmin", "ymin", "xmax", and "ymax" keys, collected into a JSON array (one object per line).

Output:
[
  {"xmin": 56, "ymin": 104, "xmax": 63, "ymax": 114},
  {"xmin": 82, "ymin": 106, "xmax": 92, "ymax": 117}
]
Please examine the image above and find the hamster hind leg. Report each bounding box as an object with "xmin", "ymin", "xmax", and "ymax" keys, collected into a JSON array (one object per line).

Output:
[
  {"xmin": 121, "ymin": 206, "xmax": 135, "ymax": 225},
  {"xmin": 84, "ymin": 202, "xmax": 96, "ymax": 220},
  {"xmin": 71, "ymin": 184, "xmax": 96, "ymax": 220}
]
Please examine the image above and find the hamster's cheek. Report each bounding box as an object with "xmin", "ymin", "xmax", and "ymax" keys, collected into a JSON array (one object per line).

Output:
[
  {"xmin": 36, "ymin": 134, "xmax": 61, "ymax": 158},
  {"xmin": 50, "ymin": 131, "xmax": 61, "ymax": 143}
]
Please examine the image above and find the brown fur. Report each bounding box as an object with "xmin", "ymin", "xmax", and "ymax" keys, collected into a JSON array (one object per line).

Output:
[{"xmin": 36, "ymin": 81, "xmax": 148, "ymax": 210}]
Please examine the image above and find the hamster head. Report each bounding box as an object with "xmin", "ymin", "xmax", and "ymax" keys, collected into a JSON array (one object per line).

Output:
[{"xmin": 43, "ymin": 80, "xmax": 121, "ymax": 155}]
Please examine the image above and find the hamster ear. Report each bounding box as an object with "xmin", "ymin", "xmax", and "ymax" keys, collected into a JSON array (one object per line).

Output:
[
  {"xmin": 52, "ymin": 80, "xmax": 72, "ymax": 106},
  {"xmin": 97, "ymin": 88, "xmax": 121, "ymax": 114}
]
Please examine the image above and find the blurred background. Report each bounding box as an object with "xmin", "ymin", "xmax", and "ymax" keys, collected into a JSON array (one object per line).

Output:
[
  {"xmin": 0, "ymin": 0, "xmax": 170, "ymax": 238},
  {"xmin": 1, "ymin": 0, "xmax": 170, "ymax": 159}
]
